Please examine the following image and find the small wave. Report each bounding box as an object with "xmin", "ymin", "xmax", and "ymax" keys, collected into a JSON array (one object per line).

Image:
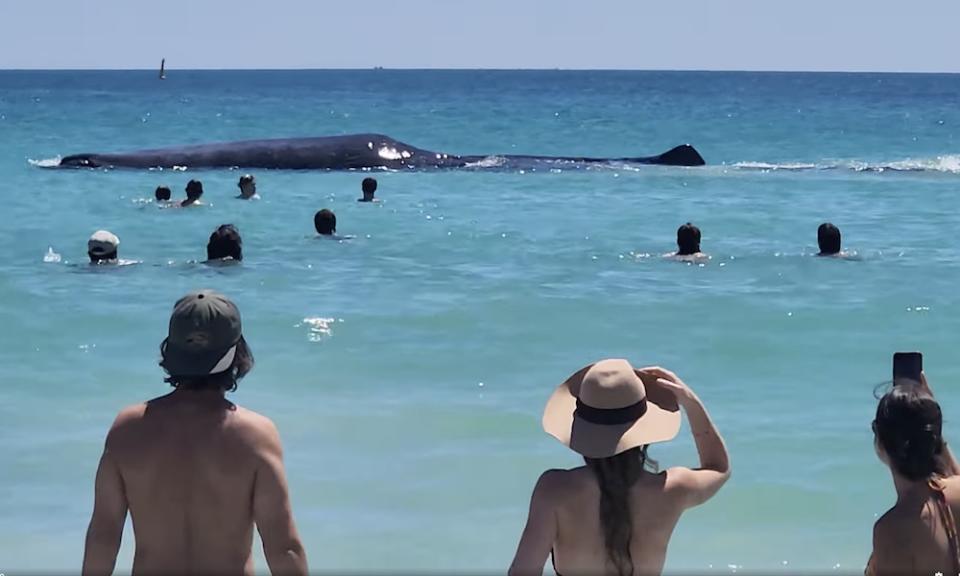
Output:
[
  {"xmin": 43, "ymin": 246, "xmax": 62, "ymax": 263},
  {"xmin": 731, "ymin": 161, "xmax": 818, "ymax": 171},
  {"xmin": 465, "ymin": 155, "xmax": 507, "ymax": 169},
  {"xmin": 852, "ymin": 155, "xmax": 960, "ymax": 173},
  {"xmin": 730, "ymin": 155, "xmax": 960, "ymax": 175},
  {"xmin": 298, "ymin": 317, "xmax": 341, "ymax": 342},
  {"xmin": 28, "ymin": 156, "xmax": 61, "ymax": 168}
]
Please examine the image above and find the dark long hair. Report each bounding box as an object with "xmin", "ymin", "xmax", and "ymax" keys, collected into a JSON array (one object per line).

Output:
[
  {"xmin": 874, "ymin": 384, "xmax": 945, "ymax": 481},
  {"xmin": 584, "ymin": 446, "xmax": 658, "ymax": 576},
  {"xmin": 161, "ymin": 337, "xmax": 254, "ymax": 393}
]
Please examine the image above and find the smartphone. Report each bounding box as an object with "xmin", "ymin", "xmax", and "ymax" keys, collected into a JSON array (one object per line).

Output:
[{"xmin": 893, "ymin": 352, "xmax": 923, "ymax": 384}]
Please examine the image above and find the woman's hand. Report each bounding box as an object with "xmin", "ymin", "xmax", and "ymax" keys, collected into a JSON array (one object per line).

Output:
[{"xmin": 639, "ymin": 366, "xmax": 696, "ymax": 406}]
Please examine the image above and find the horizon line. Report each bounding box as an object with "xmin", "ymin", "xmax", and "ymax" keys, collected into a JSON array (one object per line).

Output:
[{"xmin": 1, "ymin": 66, "xmax": 960, "ymax": 75}]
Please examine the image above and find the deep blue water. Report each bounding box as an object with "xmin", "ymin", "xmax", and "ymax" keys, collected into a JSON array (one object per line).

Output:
[{"xmin": 2, "ymin": 70, "xmax": 960, "ymax": 573}]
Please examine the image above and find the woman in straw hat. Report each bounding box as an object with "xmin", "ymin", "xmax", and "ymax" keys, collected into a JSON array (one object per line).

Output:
[{"xmin": 509, "ymin": 360, "xmax": 730, "ymax": 576}]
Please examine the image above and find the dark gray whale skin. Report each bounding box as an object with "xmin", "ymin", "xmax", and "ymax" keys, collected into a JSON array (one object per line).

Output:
[{"xmin": 55, "ymin": 133, "xmax": 705, "ymax": 170}]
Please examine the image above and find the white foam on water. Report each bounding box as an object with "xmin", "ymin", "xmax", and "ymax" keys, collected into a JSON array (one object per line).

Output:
[
  {"xmin": 729, "ymin": 155, "xmax": 960, "ymax": 174},
  {"xmin": 298, "ymin": 317, "xmax": 341, "ymax": 342},
  {"xmin": 465, "ymin": 155, "xmax": 506, "ymax": 168},
  {"xmin": 731, "ymin": 161, "xmax": 818, "ymax": 171},
  {"xmin": 43, "ymin": 247, "xmax": 61, "ymax": 263},
  {"xmin": 28, "ymin": 156, "xmax": 61, "ymax": 167}
]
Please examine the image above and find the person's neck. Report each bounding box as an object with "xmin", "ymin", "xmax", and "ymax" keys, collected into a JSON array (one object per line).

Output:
[
  {"xmin": 892, "ymin": 470, "xmax": 930, "ymax": 502},
  {"xmin": 171, "ymin": 387, "xmax": 226, "ymax": 402}
]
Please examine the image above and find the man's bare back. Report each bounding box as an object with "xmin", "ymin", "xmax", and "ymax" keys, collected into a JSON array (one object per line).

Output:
[
  {"xmin": 83, "ymin": 289, "xmax": 306, "ymax": 576},
  {"xmin": 83, "ymin": 390, "xmax": 307, "ymax": 575}
]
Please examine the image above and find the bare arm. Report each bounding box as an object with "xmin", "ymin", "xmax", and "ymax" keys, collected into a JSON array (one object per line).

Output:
[
  {"xmin": 82, "ymin": 450, "xmax": 128, "ymax": 576},
  {"xmin": 644, "ymin": 367, "xmax": 731, "ymax": 508},
  {"xmin": 508, "ymin": 471, "xmax": 560, "ymax": 576},
  {"xmin": 253, "ymin": 420, "xmax": 308, "ymax": 576}
]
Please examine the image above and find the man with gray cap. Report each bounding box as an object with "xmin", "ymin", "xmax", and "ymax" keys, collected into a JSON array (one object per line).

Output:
[
  {"xmin": 82, "ymin": 290, "xmax": 308, "ymax": 576},
  {"xmin": 88, "ymin": 230, "xmax": 119, "ymax": 264}
]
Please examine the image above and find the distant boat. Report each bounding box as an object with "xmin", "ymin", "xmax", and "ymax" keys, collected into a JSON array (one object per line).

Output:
[{"xmin": 159, "ymin": 59, "xmax": 166, "ymax": 80}]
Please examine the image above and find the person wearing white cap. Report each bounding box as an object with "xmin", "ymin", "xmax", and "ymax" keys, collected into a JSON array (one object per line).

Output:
[
  {"xmin": 237, "ymin": 174, "xmax": 259, "ymax": 200},
  {"xmin": 87, "ymin": 230, "xmax": 119, "ymax": 264},
  {"xmin": 509, "ymin": 360, "xmax": 730, "ymax": 576},
  {"xmin": 82, "ymin": 290, "xmax": 308, "ymax": 575}
]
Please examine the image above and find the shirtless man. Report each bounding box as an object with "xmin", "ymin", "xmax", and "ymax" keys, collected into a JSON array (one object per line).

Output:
[
  {"xmin": 82, "ymin": 290, "xmax": 307, "ymax": 576},
  {"xmin": 180, "ymin": 180, "xmax": 205, "ymax": 207},
  {"xmin": 358, "ymin": 177, "xmax": 379, "ymax": 202},
  {"xmin": 668, "ymin": 222, "xmax": 709, "ymax": 262}
]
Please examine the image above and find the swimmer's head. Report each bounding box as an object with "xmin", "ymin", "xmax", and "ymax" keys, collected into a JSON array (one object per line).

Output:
[
  {"xmin": 185, "ymin": 180, "xmax": 204, "ymax": 201},
  {"xmin": 818, "ymin": 222, "xmax": 841, "ymax": 255},
  {"xmin": 314, "ymin": 209, "xmax": 337, "ymax": 236},
  {"xmin": 238, "ymin": 174, "xmax": 257, "ymax": 199},
  {"xmin": 207, "ymin": 224, "xmax": 243, "ymax": 261},
  {"xmin": 155, "ymin": 186, "xmax": 171, "ymax": 202},
  {"xmin": 361, "ymin": 177, "xmax": 377, "ymax": 201},
  {"xmin": 676, "ymin": 223, "xmax": 701, "ymax": 256},
  {"xmin": 88, "ymin": 230, "xmax": 119, "ymax": 263}
]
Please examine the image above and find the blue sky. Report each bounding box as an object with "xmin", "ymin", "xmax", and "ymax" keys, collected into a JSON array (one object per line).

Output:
[{"xmin": 3, "ymin": 0, "xmax": 958, "ymax": 71}]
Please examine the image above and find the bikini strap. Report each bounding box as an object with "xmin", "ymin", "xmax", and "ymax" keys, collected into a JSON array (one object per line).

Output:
[{"xmin": 929, "ymin": 477, "xmax": 960, "ymax": 574}]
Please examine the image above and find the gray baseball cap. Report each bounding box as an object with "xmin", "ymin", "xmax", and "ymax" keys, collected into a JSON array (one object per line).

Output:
[{"xmin": 161, "ymin": 290, "xmax": 242, "ymax": 377}]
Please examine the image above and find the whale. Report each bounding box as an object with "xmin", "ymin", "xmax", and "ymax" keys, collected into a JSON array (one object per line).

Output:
[{"xmin": 54, "ymin": 133, "xmax": 705, "ymax": 171}]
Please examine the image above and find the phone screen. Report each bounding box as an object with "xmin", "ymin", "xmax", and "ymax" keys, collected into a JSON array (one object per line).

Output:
[{"xmin": 893, "ymin": 352, "xmax": 923, "ymax": 384}]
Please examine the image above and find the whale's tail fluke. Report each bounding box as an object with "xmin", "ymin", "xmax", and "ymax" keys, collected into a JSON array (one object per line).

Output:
[{"xmin": 644, "ymin": 144, "xmax": 705, "ymax": 166}]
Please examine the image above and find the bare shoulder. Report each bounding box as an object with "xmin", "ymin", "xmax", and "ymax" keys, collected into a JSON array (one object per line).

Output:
[
  {"xmin": 106, "ymin": 403, "xmax": 147, "ymax": 434},
  {"xmin": 662, "ymin": 466, "xmax": 713, "ymax": 501},
  {"xmin": 873, "ymin": 507, "xmax": 910, "ymax": 545},
  {"xmin": 534, "ymin": 468, "xmax": 576, "ymax": 496},
  {"xmin": 663, "ymin": 466, "xmax": 696, "ymax": 488},
  {"xmin": 230, "ymin": 406, "xmax": 282, "ymax": 452}
]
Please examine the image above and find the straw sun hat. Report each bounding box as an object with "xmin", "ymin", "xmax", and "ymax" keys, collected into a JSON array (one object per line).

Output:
[{"xmin": 542, "ymin": 359, "xmax": 682, "ymax": 458}]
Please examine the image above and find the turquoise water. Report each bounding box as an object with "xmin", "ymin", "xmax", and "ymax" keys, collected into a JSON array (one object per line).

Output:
[{"xmin": 2, "ymin": 70, "xmax": 960, "ymax": 573}]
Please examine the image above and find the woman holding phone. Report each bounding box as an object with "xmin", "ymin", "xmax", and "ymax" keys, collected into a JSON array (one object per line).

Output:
[{"xmin": 867, "ymin": 364, "xmax": 960, "ymax": 575}]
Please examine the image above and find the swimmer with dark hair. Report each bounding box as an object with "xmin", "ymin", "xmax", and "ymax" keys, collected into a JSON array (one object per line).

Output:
[
  {"xmin": 815, "ymin": 223, "xmax": 860, "ymax": 259},
  {"xmin": 207, "ymin": 224, "xmax": 243, "ymax": 262},
  {"xmin": 817, "ymin": 223, "xmax": 842, "ymax": 256},
  {"xmin": 237, "ymin": 174, "xmax": 259, "ymax": 200},
  {"xmin": 181, "ymin": 180, "xmax": 205, "ymax": 207},
  {"xmin": 667, "ymin": 222, "xmax": 710, "ymax": 262},
  {"xmin": 358, "ymin": 177, "xmax": 378, "ymax": 203},
  {"xmin": 314, "ymin": 209, "xmax": 337, "ymax": 236}
]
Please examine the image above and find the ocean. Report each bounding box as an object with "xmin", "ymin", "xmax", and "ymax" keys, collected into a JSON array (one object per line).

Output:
[{"xmin": 1, "ymin": 70, "xmax": 960, "ymax": 573}]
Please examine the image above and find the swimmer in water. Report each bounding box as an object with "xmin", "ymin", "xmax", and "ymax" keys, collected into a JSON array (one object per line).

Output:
[
  {"xmin": 181, "ymin": 180, "xmax": 205, "ymax": 207},
  {"xmin": 817, "ymin": 222, "xmax": 845, "ymax": 257},
  {"xmin": 206, "ymin": 224, "xmax": 243, "ymax": 262},
  {"xmin": 237, "ymin": 174, "xmax": 259, "ymax": 200},
  {"xmin": 314, "ymin": 209, "xmax": 337, "ymax": 236},
  {"xmin": 667, "ymin": 222, "xmax": 709, "ymax": 262},
  {"xmin": 358, "ymin": 177, "xmax": 378, "ymax": 203},
  {"xmin": 155, "ymin": 186, "xmax": 172, "ymax": 203},
  {"xmin": 88, "ymin": 230, "xmax": 120, "ymax": 264}
]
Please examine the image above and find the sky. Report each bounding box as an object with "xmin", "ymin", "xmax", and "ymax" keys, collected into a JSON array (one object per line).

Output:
[{"xmin": 1, "ymin": 0, "xmax": 958, "ymax": 72}]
